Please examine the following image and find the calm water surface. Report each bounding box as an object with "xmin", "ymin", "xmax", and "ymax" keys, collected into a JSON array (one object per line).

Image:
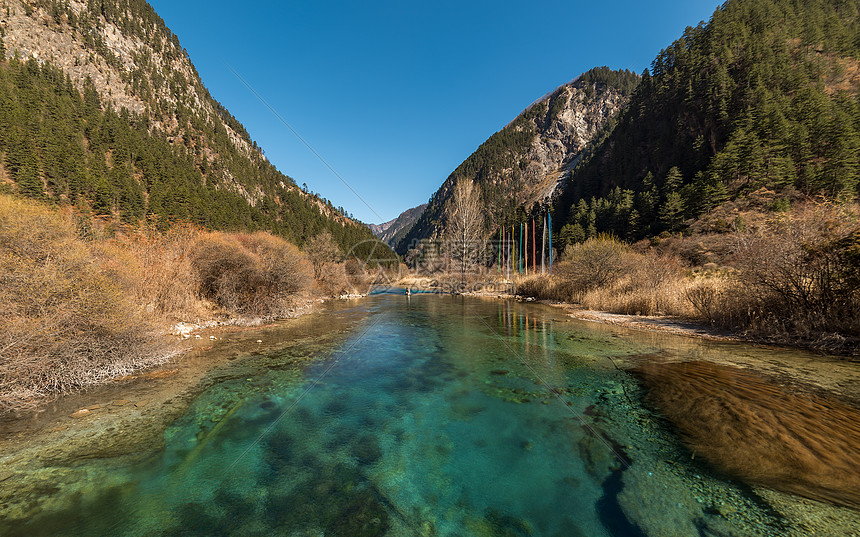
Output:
[{"xmin": 3, "ymin": 294, "xmax": 833, "ymax": 536}]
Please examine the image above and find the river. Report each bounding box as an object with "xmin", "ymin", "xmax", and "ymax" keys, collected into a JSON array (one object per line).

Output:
[{"xmin": 1, "ymin": 293, "xmax": 858, "ymax": 536}]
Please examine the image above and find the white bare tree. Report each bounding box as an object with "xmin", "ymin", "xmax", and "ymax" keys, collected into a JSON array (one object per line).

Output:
[{"xmin": 444, "ymin": 179, "xmax": 484, "ymax": 281}]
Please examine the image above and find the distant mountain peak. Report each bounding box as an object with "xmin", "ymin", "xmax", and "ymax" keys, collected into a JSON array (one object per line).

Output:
[{"xmin": 369, "ymin": 204, "xmax": 428, "ymax": 247}]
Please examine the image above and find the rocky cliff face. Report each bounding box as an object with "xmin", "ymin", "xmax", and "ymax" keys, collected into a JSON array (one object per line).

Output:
[
  {"xmin": 2, "ymin": 0, "xmax": 252, "ymax": 157},
  {"xmin": 396, "ymin": 68, "xmax": 637, "ymax": 253},
  {"xmin": 368, "ymin": 219, "xmax": 395, "ymax": 237}
]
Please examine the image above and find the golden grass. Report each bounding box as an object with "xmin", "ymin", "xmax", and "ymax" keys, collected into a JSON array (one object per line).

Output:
[
  {"xmin": 516, "ymin": 236, "xmax": 699, "ymax": 317},
  {"xmin": 515, "ymin": 208, "xmax": 860, "ymax": 350}
]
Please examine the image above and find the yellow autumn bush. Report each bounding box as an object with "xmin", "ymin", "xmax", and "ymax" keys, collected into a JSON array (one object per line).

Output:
[
  {"xmin": 191, "ymin": 231, "xmax": 314, "ymax": 317},
  {"xmin": 0, "ymin": 193, "xmax": 335, "ymax": 410},
  {"xmin": 0, "ymin": 195, "xmax": 162, "ymax": 411}
]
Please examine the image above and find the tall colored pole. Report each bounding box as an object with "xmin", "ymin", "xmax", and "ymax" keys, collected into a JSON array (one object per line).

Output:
[
  {"xmin": 519, "ymin": 222, "xmax": 523, "ymax": 274},
  {"xmin": 532, "ymin": 218, "xmax": 536, "ymax": 275},
  {"xmin": 502, "ymin": 226, "xmax": 507, "ymax": 279},
  {"xmin": 524, "ymin": 220, "xmax": 528, "ymax": 274},
  {"xmin": 541, "ymin": 215, "xmax": 547, "ymax": 274},
  {"xmin": 498, "ymin": 228, "xmax": 502, "ymax": 272},
  {"xmin": 548, "ymin": 213, "xmax": 553, "ymax": 274}
]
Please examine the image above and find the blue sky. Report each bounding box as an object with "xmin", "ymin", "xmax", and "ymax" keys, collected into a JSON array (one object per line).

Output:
[{"xmin": 148, "ymin": 0, "xmax": 721, "ymax": 224}]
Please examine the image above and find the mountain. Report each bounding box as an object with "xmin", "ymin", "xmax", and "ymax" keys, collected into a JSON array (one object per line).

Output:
[
  {"xmin": 0, "ymin": 0, "xmax": 377, "ymax": 254},
  {"xmin": 553, "ymin": 0, "xmax": 860, "ymax": 247},
  {"xmin": 395, "ymin": 67, "xmax": 639, "ymax": 254},
  {"xmin": 368, "ymin": 219, "xmax": 395, "ymax": 237},
  {"xmin": 369, "ymin": 204, "xmax": 427, "ymax": 247}
]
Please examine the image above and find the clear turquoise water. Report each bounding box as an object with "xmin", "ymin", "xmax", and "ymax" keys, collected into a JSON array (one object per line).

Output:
[{"xmin": 2, "ymin": 295, "xmax": 790, "ymax": 536}]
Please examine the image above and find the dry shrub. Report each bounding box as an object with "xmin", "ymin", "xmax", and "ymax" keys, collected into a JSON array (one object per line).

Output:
[
  {"xmin": 579, "ymin": 250, "xmax": 692, "ymax": 316},
  {"xmin": 343, "ymin": 258, "xmax": 373, "ymax": 293},
  {"xmin": 304, "ymin": 231, "xmax": 341, "ymax": 279},
  {"xmin": 90, "ymin": 223, "xmax": 205, "ymax": 320},
  {"xmin": 689, "ymin": 203, "xmax": 860, "ymax": 344},
  {"xmin": 120, "ymin": 224, "xmax": 204, "ymax": 319},
  {"xmin": 0, "ymin": 195, "xmax": 328, "ymax": 410},
  {"xmin": 191, "ymin": 231, "xmax": 314, "ymax": 317},
  {"xmin": 239, "ymin": 232, "xmax": 314, "ymax": 297},
  {"xmin": 515, "ymin": 275, "xmax": 557, "ymax": 300},
  {"xmin": 684, "ymin": 277, "xmax": 751, "ymax": 328},
  {"xmin": 558, "ymin": 234, "xmax": 627, "ymax": 293},
  {"xmin": 519, "ymin": 235, "xmax": 692, "ymax": 316},
  {"xmin": 191, "ymin": 233, "xmax": 256, "ymax": 312},
  {"xmin": 0, "ymin": 195, "xmax": 163, "ymax": 411},
  {"xmin": 316, "ymin": 262, "xmax": 350, "ymax": 296}
]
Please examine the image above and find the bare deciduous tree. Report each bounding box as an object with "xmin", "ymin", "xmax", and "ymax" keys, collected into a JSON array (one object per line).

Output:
[
  {"xmin": 444, "ymin": 180, "xmax": 484, "ymax": 281},
  {"xmin": 304, "ymin": 231, "xmax": 341, "ymax": 279}
]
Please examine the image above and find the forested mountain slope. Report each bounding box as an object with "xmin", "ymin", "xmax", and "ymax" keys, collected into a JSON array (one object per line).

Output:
[
  {"xmin": 554, "ymin": 0, "xmax": 860, "ymax": 246},
  {"xmin": 0, "ymin": 0, "xmax": 376, "ymax": 251},
  {"xmin": 395, "ymin": 67, "xmax": 639, "ymax": 254}
]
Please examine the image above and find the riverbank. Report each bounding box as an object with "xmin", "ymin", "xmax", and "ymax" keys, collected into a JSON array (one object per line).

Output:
[
  {"xmin": 483, "ymin": 293, "xmax": 860, "ymax": 404},
  {"xmin": 458, "ymin": 285, "xmax": 737, "ymax": 341},
  {"xmin": 458, "ymin": 274, "xmax": 860, "ymax": 357},
  {"xmin": 395, "ymin": 276, "xmax": 860, "ymax": 406},
  {"xmin": 0, "ymin": 302, "xmax": 368, "ymax": 523},
  {"xmin": 0, "ymin": 193, "xmax": 377, "ymax": 412}
]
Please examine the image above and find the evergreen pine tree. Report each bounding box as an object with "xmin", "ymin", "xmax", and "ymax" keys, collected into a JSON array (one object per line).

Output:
[
  {"xmin": 558, "ymin": 223, "xmax": 586, "ymax": 251},
  {"xmin": 663, "ymin": 166, "xmax": 683, "ymax": 197},
  {"xmin": 627, "ymin": 209, "xmax": 641, "ymax": 241},
  {"xmin": 92, "ymin": 175, "xmax": 113, "ymax": 215},
  {"xmin": 659, "ymin": 192, "xmax": 685, "ymax": 232},
  {"xmin": 17, "ymin": 162, "xmax": 44, "ymax": 199}
]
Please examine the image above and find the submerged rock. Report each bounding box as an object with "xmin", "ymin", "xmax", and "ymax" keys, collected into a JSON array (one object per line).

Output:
[
  {"xmin": 352, "ymin": 435, "xmax": 382, "ymax": 465},
  {"xmin": 616, "ymin": 464, "xmax": 704, "ymax": 537},
  {"xmin": 484, "ymin": 507, "xmax": 534, "ymax": 536}
]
